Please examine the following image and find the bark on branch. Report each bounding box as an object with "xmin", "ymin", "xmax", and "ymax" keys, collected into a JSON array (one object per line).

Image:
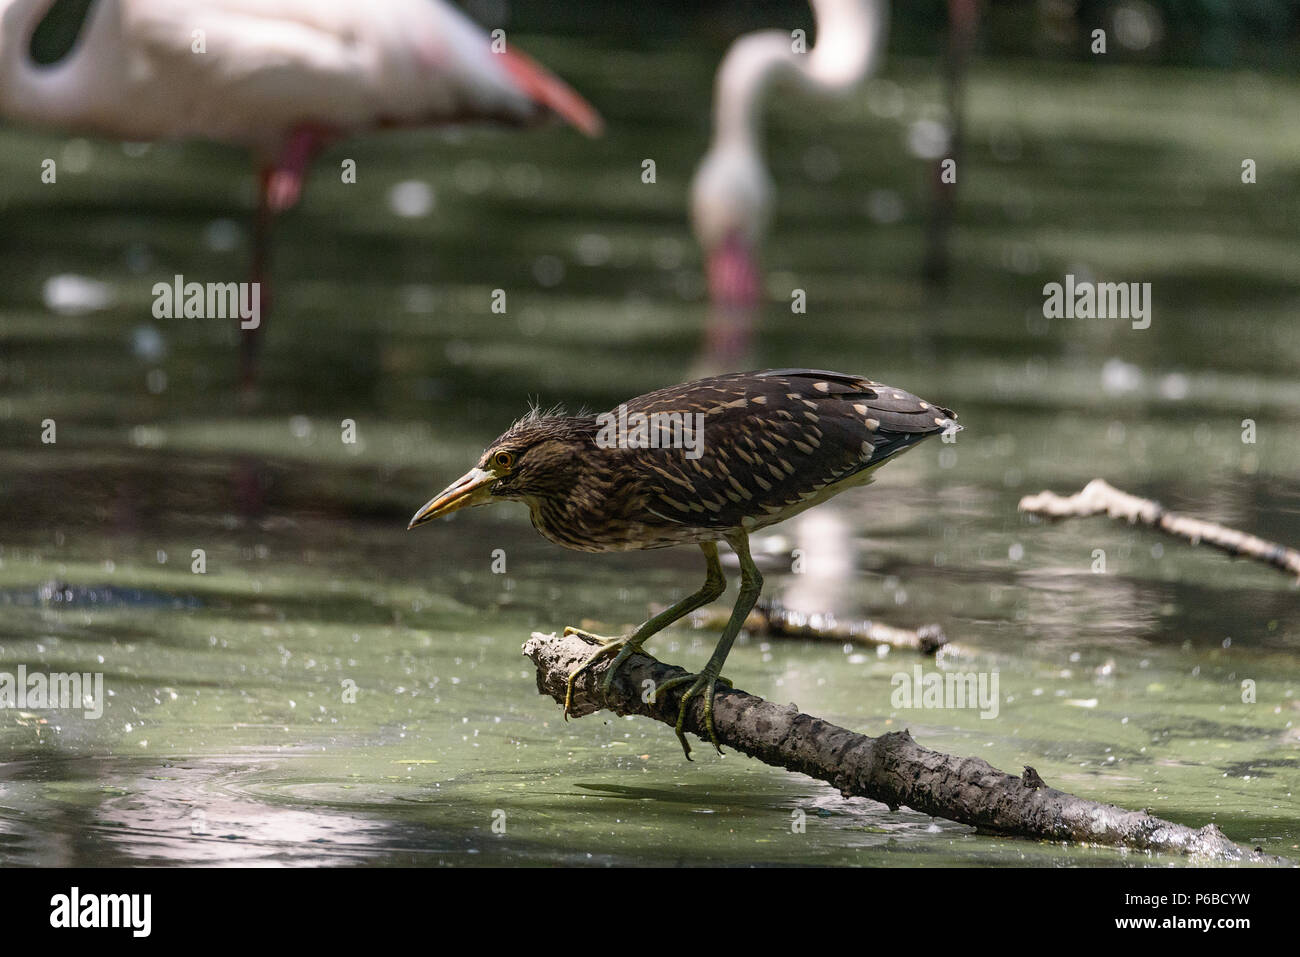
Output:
[
  {"xmin": 1019, "ymin": 478, "xmax": 1300, "ymax": 581},
  {"xmin": 523, "ymin": 630, "xmax": 1287, "ymax": 864}
]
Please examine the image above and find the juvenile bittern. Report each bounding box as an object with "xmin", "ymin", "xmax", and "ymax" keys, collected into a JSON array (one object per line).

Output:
[{"xmin": 409, "ymin": 369, "xmax": 959, "ymax": 758}]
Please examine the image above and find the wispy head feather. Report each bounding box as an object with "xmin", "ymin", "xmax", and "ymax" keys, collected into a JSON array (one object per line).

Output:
[
  {"xmin": 489, "ymin": 401, "xmax": 597, "ymax": 451},
  {"xmin": 512, "ymin": 399, "xmax": 569, "ymax": 430}
]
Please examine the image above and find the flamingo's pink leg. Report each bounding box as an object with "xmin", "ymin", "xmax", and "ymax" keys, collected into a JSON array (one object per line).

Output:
[
  {"xmin": 238, "ymin": 166, "xmax": 277, "ymax": 399},
  {"xmin": 693, "ymin": 233, "xmax": 761, "ymax": 375},
  {"xmin": 708, "ymin": 233, "xmax": 762, "ymax": 310},
  {"xmin": 265, "ymin": 125, "xmax": 327, "ymax": 214},
  {"xmin": 240, "ymin": 126, "xmax": 335, "ymax": 398}
]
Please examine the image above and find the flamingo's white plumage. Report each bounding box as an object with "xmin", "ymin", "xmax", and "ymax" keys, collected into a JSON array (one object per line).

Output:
[
  {"xmin": 690, "ymin": 0, "xmax": 887, "ymax": 308},
  {"xmin": 0, "ymin": 0, "xmax": 601, "ymax": 385},
  {"xmin": 1, "ymin": 0, "xmax": 601, "ymax": 172}
]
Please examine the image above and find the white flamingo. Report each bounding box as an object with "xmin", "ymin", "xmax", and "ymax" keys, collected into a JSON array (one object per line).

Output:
[
  {"xmin": 690, "ymin": 0, "xmax": 887, "ymax": 310},
  {"xmin": 0, "ymin": 0, "xmax": 602, "ymax": 387}
]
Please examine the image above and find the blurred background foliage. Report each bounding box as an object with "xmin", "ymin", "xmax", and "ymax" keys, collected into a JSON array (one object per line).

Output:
[{"xmin": 488, "ymin": 0, "xmax": 1300, "ymax": 68}]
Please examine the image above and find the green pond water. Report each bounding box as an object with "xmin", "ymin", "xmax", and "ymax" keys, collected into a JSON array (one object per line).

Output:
[{"xmin": 0, "ymin": 41, "xmax": 1297, "ymax": 866}]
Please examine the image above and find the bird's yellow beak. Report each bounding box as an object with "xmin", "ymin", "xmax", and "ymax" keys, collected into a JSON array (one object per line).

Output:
[{"xmin": 408, "ymin": 467, "xmax": 496, "ymax": 529}]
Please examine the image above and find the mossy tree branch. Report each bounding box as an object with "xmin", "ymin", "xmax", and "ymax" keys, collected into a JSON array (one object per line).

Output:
[{"xmin": 524, "ymin": 630, "xmax": 1287, "ymax": 865}]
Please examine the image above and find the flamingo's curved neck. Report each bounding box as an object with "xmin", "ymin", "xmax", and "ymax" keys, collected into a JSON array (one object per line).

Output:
[
  {"xmin": 807, "ymin": 0, "xmax": 888, "ymax": 88},
  {"xmin": 712, "ymin": 29, "xmax": 795, "ymax": 153},
  {"xmin": 709, "ymin": 0, "xmax": 887, "ymax": 154},
  {"xmin": 0, "ymin": 0, "xmax": 119, "ymax": 124}
]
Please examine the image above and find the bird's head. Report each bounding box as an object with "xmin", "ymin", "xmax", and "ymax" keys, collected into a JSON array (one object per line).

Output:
[{"xmin": 407, "ymin": 412, "xmax": 593, "ymax": 529}]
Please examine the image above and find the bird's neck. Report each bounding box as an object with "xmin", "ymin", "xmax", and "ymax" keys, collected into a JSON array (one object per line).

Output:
[
  {"xmin": 806, "ymin": 0, "xmax": 887, "ymax": 89},
  {"xmin": 0, "ymin": 0, "xmax": 121, "ymax": 126},
  {"xmin": 707, "ymin": 0, "xmax": 887, "ymax": 156},
  {"xmin": 511, "ymin": 423, "xmax": 626, "ymax": 552},
  {"xmin": 710, "ymin": 29, "xmax": 794, "ymax": 154}
]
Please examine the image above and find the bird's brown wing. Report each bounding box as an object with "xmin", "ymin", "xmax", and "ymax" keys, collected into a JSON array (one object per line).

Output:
[{"xmin": 612, "ymin": 370, "xmax": 958, "ymax": 531}]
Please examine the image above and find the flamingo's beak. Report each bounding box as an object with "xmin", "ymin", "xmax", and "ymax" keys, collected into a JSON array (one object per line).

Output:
[
  {"xmin": 408, "ymin": 467, "xmax": 496, "ymax": 529},
  {"xmin": 707, "ymin": 234, "xmax": 762, "ymax": 309},
  {"xmin": 498, "ymin": 48, "xmax": 604, "ymax": 137}
]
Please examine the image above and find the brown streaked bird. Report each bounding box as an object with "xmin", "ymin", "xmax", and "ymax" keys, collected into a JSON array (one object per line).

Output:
[{"xmin": 409, "ymin": 369, "xmax": 960, "ymax": 758}]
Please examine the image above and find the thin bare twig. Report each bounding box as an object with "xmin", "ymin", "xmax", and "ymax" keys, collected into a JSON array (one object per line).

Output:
[
  {"xmin": 1019, "ymin": 479, "xmax": 1300, "ymax": 581},
  {"xmin": 688, "ymin": 598, "xmax": 948, "ymax": 654},
  {"xmin": 523, "ymin": 631, "xmax": 1287, "ymax": 864}
]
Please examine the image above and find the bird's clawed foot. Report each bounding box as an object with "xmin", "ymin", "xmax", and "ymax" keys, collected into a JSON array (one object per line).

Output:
[
  {"xmin": 562, "ymin": 627, "xmax": 644, "ymax": 720},
  {"xmin": 562, "ymin": 625, "xmax": 613, "ymax": 644},
  {"xmin": 561, "ymin": 624, "xmax": 732, "ymax": 760},
  {"xmin": 653, "ymin": 668, "xmax": 732, "ymax": 760}
]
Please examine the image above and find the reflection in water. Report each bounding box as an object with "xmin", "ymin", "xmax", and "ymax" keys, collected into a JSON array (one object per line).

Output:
[
  {"xmin": 782, "ymin": 508, "xmax": 857, "ymax": 617},
  {"xmin": 0, "ymin": 756, "xmax": 411, "ymax": 866}
]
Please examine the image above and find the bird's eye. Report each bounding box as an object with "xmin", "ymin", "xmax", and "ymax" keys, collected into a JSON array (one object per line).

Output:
[{"xmin": 493, "ymin": 450, "xmax": 514, "ymax": 470}]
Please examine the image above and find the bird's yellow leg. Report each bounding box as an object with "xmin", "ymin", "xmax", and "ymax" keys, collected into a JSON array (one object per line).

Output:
[
  {"xmin": 563, "ymin": 542, "xmax": 725, "ymax": 720},
  {"xmin": 655, "ymin": 532, "xmax": 762, "ymax": 759}
]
